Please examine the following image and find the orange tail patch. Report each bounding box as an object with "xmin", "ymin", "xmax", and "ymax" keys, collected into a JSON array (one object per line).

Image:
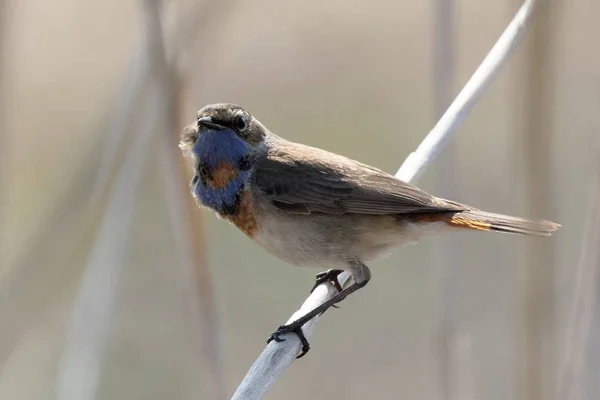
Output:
[
  {"xmin": 409, "ymin": 213, "xmax": 492, "ymax": 231},
  {"xmin": 444, "ymin": 214, "xmax": 492, "ymax": 231},
  {"xmin": 410, "ymin": 210, "xmax": 558, "ymax": 236}
]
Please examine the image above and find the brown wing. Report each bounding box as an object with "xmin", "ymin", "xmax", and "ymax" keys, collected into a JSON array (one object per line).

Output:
[{"xmin": 252, "ymin": 140, "xmax": 465, "ymax": 215}]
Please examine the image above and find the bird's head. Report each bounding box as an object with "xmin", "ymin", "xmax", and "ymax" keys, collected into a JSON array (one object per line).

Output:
[
  {"xmin": 179, "ymin": 103, "xmax": 268, "ymax": 158},
  {"xmin": 179, "ymin": 103, "xmax": 269, "ymax": 215}
]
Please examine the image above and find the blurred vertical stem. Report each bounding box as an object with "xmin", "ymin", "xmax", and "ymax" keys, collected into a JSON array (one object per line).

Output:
[
  {"xmin": 56, "ymin": 93, "xmax": 159, "ymax": 399},
  {"xmin": 92, "ymin": 0, "xmax": 235, "ymax": 204},
  {"xmin": 558, "ymin": 174, "xmax": 600, "ymax": 400},
  {"xmin": 152, "ymin": 5, "xmax": 226, "ymax": 398},
  {"xmin": 0, "ymin": 0, "xmax": 234, "ymax": 344},
  {"xmin": 160, "ymin": 76, "xmax": 226, "ymax": 400},
  {"xmin": 431, "ymin": 1, "xmax": 471, "ymax": 400},
  {"xmin": 0, "ymin": 0, "xmax": 8, "ymax": 266},
  {"xmin": 0, "ymin": 0, "xmax": 229, "ymax": 394},
  {"xmin": 433, "ymin": 1, "xmax": 476, "ymax": 398},
  {"xmin": 56, "ymin": 2, "xmax": 164, "ymax": 399},
  {"xmin": 433, "ymin": 0, "xmax": 455, "ymax": 117},
  {"xmin": 521, "ymin": 1, "xmax": 556, "ymax": 400}
]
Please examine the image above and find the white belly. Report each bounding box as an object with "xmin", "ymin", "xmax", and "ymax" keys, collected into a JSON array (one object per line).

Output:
[{"xmin": 251, "ymin": 202, "xmax": 452, "ymax": 269}]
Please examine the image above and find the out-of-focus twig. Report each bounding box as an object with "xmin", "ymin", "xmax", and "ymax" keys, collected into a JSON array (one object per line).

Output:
[
  {"xmin": 0, "ymin": 0, "xmax": 235, "ymax": 355},
  {"xmin": 167, "ymin": 0, "xmax": 236, "ymax": 64},
  {"xmin": 89, "ymin": 35, "xmax": 149, "ymax": 202},
  {"xmin": 232, "ymin": 2, "xmax": 541, "ymax": 399},
  {"xmin": 91, "ymin": 0, "xmax": 236, "ymax": 205},
  {"xmin": 521, "ymin": 2, "xmax": 556, "ymax": 400},
  {"xmin": 55, "ymin": 2, "xmax": 165, "ymax": 399},
  {"xmin": 433, "ymin": 0, "xmax": 455, "ymax": 119},
  {"xmin": 1, "ymin": 0, "xmax": 232, "ymax": 385},
  {"xmin": 431, "ymin": 2, "xmax": 475, "ymax": 400},
  {"xmin": 56, "ymin": 97, "xmax": 160, "ymax": 400},
  {"xmin": 0, "ymin": 0, "xmax": 9, "ymax": 266},
  {"xmin": 558, "ymin": 174, "xmax": 600, "ymax": 400},
  {"xmin": 153, "ymin": 3, "xmax": 227, "ymax": 399},
  {"xmin": 447, "ymin": 329, "xmax": 475, "ymax": 400},
  {"xmin": 159, "ymin": 78, "xmax": 226, "ymax": 400}
]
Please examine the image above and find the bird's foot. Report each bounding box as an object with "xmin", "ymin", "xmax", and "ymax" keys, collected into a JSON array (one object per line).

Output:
[
  {"xmin": 267, "ymin": 322, "xmax": 311, "ymax": 358},
  {"xmin": 310, "ymin": 268, "xmax": 344, "ymax": 294},
  {"xmin": 265, "ymin": 269, "xmax": 346, "ymax": 358}
]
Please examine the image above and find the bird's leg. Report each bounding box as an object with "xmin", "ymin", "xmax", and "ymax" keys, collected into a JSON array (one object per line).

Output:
[
  {"xmin": 267, "ymin": 259, "xmax": 371, "ymax": 358},
  {"xmin": 310, "ymin": 268, "xmax": 344, "ymax": 293},
  {"xmin": 311, "ymin": 269, "xmax": 345, "ymax": 309},
  {"xmin": 267, "ymin": 281, "xmax": 366, "ymax": 358}
]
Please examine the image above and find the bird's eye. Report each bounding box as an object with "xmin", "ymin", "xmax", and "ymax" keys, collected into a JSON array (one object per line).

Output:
[{"xmin": 234, "ymin": 115, "xmax": 247, "ymax": 131}]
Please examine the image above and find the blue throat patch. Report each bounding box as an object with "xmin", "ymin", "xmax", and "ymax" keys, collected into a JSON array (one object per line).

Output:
[{"xmin": 192, "ymin": 129, "xmax": 253, "ymax": 214}]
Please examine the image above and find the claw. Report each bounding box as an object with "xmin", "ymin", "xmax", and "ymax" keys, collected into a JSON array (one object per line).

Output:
[
  {"xmin": 265, "ymin": 269, "xmax": 347, "ymax": 358},
  {"xmin": 310, "ymin": 269, "xmax": 344, "ymax": 293},
  {"xmin": 267, "ymin": 323, "xmax": 311, "ymax": 358},
  {"xmin": 266, "ymin": 325, "xmax": 287, "ymax": 344}
]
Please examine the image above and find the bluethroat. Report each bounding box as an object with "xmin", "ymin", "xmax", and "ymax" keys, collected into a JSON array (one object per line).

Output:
[{"xmin": 179, "ymin": 103, "xmax": 560, "ymax": 357}]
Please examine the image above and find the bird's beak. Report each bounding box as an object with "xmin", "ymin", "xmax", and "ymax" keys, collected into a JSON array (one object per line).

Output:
[{"xmin": 197, "ymin": 117, "xmax": 226, "ymax": 130}]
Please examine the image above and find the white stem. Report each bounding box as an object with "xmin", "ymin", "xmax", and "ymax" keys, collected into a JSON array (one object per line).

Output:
[
  {"xmin": 395, "ymin": 0, "xmax": 537, "ymax": 182},
  {"xmin": 232, "ymin": 1, "xmax": 540, "ymax": 399}
]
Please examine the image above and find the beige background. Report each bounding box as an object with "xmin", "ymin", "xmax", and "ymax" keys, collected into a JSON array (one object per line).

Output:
[{"xmin": 1, "ymin": 0, "xmax": 599, "ymax": 399}]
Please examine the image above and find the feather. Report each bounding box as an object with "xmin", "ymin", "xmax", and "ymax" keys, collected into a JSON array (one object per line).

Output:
[{"xmin": 252, "ymin": 140, "xmax": 464, "ymax": 216}]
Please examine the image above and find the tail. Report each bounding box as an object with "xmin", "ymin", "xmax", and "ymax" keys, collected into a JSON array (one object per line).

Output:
[{"xmin": 444, "ymin": 209, "xmax": 560, "ymax": 237}]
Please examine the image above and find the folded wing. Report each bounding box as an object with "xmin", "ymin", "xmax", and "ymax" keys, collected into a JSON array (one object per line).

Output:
[{"xmin": 252, "ymin": 141, "xmax": 465, "ymax": 215}]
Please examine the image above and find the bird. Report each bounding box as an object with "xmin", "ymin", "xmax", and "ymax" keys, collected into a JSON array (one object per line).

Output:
[{"xmin": 179, "ymin": 103, "xmax": 560, "ymax": 358}]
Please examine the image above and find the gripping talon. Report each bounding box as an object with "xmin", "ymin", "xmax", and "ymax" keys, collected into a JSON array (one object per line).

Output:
[
  {"xmin": 266, "ymin": 323, "xmax": 311, "ymax": 358},
  {"xmin": 293, "ymin": 326, "xmax": 310, "ymax": 358},
  {"xmin": 266, "ymin": 325, "xmax": 287, "ymax": 344},
  {"xmin": 310, "ymin": 269, "xmax": 344, "ymax": 293}
]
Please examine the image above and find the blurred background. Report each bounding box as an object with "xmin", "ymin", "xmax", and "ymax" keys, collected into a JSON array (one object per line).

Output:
[{"xmin": 0, "ymin": 0, "xmax": 599, "ymax": 399}]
